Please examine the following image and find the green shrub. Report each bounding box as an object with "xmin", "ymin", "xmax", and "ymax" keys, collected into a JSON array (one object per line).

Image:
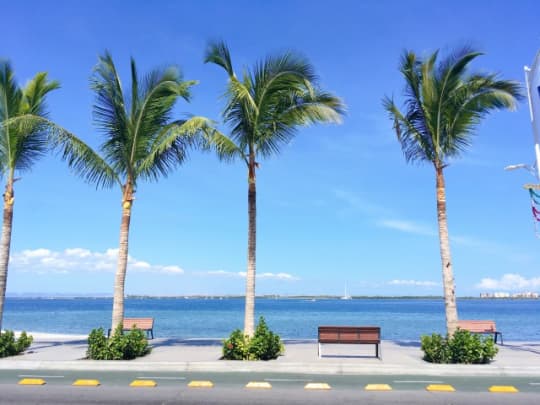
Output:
[
  {"xmin": 86, "ymin": 325, "xmax": 150, "ymax": 360},
  {"xmin": 222, "ymin": 329, "xmax": 249, "ymax": 360},
  {"xmin": 222, "ymin": 316, "xmax": 284, "ymax": 361},
  {"xmin": 421, "ymin": 329, "xmax": 498, "ymax": 364},
  {"xmin": 421, "ymin": 332, "xmax": 450, "ymax": 363},
  {"xmin": 249, "ymin": 317, "xmax": 284, "ymax": 360},
  {"xmin": 0, "ymin": 331, "xmax": 33, "ymax": 358}
]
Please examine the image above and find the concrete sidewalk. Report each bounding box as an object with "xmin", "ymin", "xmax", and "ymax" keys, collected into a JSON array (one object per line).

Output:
[{"xmin": 1, "ymin": 334, "xmax": 540, "ymax": 376}]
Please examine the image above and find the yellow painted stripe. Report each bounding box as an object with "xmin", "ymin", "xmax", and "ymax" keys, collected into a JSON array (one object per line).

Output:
[
  {"xmin": 426, "ymin": 384, "xmax": 455, "ymax": 392},
  {"xmin": 365, "ymin": 384, "xmax": 392, "ymax": 391},
  {"xmin": 246, "ymin": 381, "xmax": 272, "ymax": 389},
  {"xmin": 73, "ymin": 379, "xmax": 100, "ymax": 387},
  {"xmin": 304, "ymin": 382, "xmax": 331, "ymax": 390},
  {"xmin": 18, "ymin": 378, "xmax": 46, "ymax": 385},
  {"xmin": 129, "ymin": 380, "xmax": 157, "ymax": 387},
  {"xmin": 489, "ymin": 385, "xmax": 518, "ymax": 393},
  {"xmin": 188, "ymin": 380, "xmax": 214, "ymax": 388}
]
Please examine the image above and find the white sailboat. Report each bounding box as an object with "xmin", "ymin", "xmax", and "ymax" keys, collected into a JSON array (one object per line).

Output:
[{"xmin": 341, "ymin": 284, "xmax": 352, "ymax": 300}]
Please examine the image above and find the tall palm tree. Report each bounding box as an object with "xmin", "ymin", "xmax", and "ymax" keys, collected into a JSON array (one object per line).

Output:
[
  {"xmin": 383, "ymin": 48, "xmax": 522, "ymax": 335},
  {"xmin": 0, "ymin": 61, "xmax": 93, "ymax": 332},
  {"xmin": 204, "ymin": 41, "xmax": 345, "ymax": 336},
  {"xmin": 59, "ymin": 52, "xmax": 210, "ymax": 332}
]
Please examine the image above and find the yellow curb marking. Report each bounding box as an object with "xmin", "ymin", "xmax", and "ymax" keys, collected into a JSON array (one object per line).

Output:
[
  {"xmin": 18, "ymin": 378, "xmax": 46, "ymax": 385},
  {"xmin": 489, "ymin": 385, "xmax": 518, "ymax": 393},
  {"xmin": 365, "ymin": 384, "xmax": 392, "ymax": 391},
  {"xmin": 426, "ymin": 384, "xmax": 455, "ymax": 392},
  {"xmin": 129, "ymin": 379, "xmax": 157, "ymax": 387},
  {"xmin": 188, "ymin": 380, "xmax": 214, "ymax": 388},
  {"xmin": 246, "ymin": 381, "xmax": 272, "ymax": 389},
  {"xmin": 73, "ymin": 379, "xmax": 100, "ymax": 387},
  {"xmin": 304, "ymin": 382, "xmax": 331, "ymax": 390}
]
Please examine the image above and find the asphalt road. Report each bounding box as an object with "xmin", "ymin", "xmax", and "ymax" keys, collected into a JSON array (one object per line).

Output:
[
  {"xmin": 3, "ymin": 385, "xmax": 540, "ymax": 404},
  {"xmin": 1, "ymin": 370, "xmax": 540, "ymax": 404}
]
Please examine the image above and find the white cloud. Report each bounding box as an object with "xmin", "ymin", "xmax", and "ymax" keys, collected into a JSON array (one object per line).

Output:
[
  {"xmin": 22, "ymin": 248, "xmax": 51, "ymax": 258},
  {"xmin": 388, "ymin": 279, "xmax": 440, "ymax": 287},
  {"xmin": 259, "ymin": 272, "xmax": 298, "ymax": 280},
  {"xmin": 10, "ymin": 248, "xmax": 184, "ymax": 275},
  {"xmin": 476, "ymin": 273, "xmax": 540, "ymax": 291},
  {"xmin": 204, "ymin": 270, "xmax": 298, "ymax": 281},
  {"xmin": 377, "ymin": 219, "xmax": 435, "ymax": 236}
]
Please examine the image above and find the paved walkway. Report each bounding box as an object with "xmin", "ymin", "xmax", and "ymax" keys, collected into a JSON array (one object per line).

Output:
[{"xmin": 1, "ymin": 333, "xmax": 540, "ymax": 376}]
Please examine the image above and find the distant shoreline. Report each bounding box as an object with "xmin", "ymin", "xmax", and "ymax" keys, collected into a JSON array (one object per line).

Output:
[{"xmin": 5, "ymin": 294, "xmax": 540, "ymax": 300}]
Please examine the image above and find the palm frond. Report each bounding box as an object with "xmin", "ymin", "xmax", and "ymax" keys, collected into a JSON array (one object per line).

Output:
[
  {"xmin": 130, "ymin": 66, "xmax": 196, "ymax": 176},
  {"xmin": 136, "ymin": 116, "xmax": 210, "ymax": 181},
  {"xmin": 202, "ymin": 127, "xmax": 246, "ymax": 163},
  {"xmin": 382, "ymin": 96, "xmax": 434, "ymax": 163},
  {"xmin": 91, "ymin": 51, "xmax": 130, "ymax": 175},
  {"xmin": 8, "ymin": 114, "xmax": 118, "ymax": 187},
  {"xmin": 204, "ymin": 40, "xmax": 235, "ymax": 77}
]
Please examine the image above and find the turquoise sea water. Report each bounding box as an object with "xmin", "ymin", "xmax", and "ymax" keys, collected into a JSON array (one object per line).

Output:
[{"xmin": 3, "ymin": 297, "xmax": 539, "ymax": 341}]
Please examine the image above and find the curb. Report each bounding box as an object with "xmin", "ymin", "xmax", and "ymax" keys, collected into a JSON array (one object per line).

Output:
[{"xmin": 2, "ymin": 360, "xmax": 540, "ymax": 377}]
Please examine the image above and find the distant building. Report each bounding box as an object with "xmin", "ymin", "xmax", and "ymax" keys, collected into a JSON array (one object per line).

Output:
[{"xmin": 480, "ymin": 291, "xmax": 539, "ymax": 298}]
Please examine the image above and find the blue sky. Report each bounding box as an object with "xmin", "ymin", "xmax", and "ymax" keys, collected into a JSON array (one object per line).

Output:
[{"xmin": 2, "ymin": 0, "xmax": 540, "ymax": 297}]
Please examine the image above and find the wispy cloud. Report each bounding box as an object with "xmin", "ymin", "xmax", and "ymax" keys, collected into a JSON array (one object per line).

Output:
[
  {"xmin": 10, "ymin": 248, "xmax": 184, "ymax": 275},
  {"xmin": 377, "ymin": 219, "xmax": 435, "ymax": 236},
  {"xmin": 333, "ymin": 189, "xmax": 389, "ymax": 216},
  {"xmin": 205, "ymin": 270, "xmax": 299, "ymax": 281},
  {"xmin": 476, "ymin": 273, "xmax": 540, "ymax": 291},
  {"xmin": 388, "ymin": 279, "xmax": 440, "ymax": 287}
]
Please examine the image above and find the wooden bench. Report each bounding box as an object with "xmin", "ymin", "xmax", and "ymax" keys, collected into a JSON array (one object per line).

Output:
[
  {"xmin": 107, "ymin": 318, "xmax": 154, "ymax": 339},
  {"xmin": 456, "ymin": 320, "xmax": 502, "ymax": 344},
  {"xmin": 318, "ymin": 326, "xmax": 381, "ymax": 358}
]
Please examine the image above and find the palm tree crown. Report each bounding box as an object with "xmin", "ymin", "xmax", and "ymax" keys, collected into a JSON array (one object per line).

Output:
[
  {"xmin": 383, "ymin": 48, "xmax": 521, "ymax": 167},
  {"xmin": 204, "ymin": 41, "xmax": 346, "ymax": 164},
  {"xmin": 0, "ymin": 61, "xmax": 59, "ymax": 176},
  {"xmin": 67, "ymin": 51, "xmax": 205, "ymax": 190}
]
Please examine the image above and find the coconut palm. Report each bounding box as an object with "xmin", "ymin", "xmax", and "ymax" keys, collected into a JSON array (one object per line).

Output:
[
  {"xmin": 383, "ymin": 48, "xmax": 522, "ymax": 335},
  {"xmin": 0, "ymin": 61, "xmax": 91, "ymax": 331},
  {"xmin": 59, "ymin": 52, "xmax": 210, "ymax": 332},
  {"xmin": 204, "ymin": 41, "xmax": 345, "ymax": 336}
]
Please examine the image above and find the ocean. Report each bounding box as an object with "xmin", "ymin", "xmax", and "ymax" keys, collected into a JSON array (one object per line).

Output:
[{"xmin": 3, "ymin": 297, "xmax": 539, "ymax": 341}]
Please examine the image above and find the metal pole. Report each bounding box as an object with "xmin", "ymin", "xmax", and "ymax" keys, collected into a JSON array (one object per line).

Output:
[{"xmin": 524, "ymin": 51, "xmax": 540, "ymax": 181}]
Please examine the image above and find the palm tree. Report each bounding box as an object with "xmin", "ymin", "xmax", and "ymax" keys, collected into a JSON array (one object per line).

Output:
[
  {"xmin": 0, "ymin": 61, "xmax": 93, "ymax": 332},
  {"xmin": 204, "ymin": 41, "xmax": 345, "ymax": 336},
  {"xmin": 383, "ymin": 48, "xmax": 522, "ymax": 335},
  {"xmin": 60, "ymin": 52, "xmax": 210, "ymax": 332}
]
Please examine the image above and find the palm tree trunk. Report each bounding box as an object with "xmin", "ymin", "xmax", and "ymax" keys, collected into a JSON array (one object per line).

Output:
[
  {"xmin": 244, "ymin": 160, "xmax": 257, "ymax": 337},
  {"xmin": 0, "ymin": 179, "xmax": 14, "ymax": 333},
  {"xmin": 111, "ymin": 184, "xmax": 134, "ymax": 333},
  {"xmin": 435, "ymin": 164, "xmax": 458, "ymax": 335}
]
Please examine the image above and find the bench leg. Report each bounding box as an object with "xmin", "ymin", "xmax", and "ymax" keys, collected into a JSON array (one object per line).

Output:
[
  {"xmin": 375, "ymin": 343, "xmax": 379, "ymax": 359},
  {"xmin": 107, "ymin": 329, "xmax": 111, "ymax": 338},
  {"xmin": 318, "ymin": 343, "xmax": 321, "ymax": 358},
  {"xmin": 495, "ymin": 332, "xmax": 503, "ymax": 345}
]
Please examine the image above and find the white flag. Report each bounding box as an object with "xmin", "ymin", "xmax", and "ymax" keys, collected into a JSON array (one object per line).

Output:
[{"xmin": 525, "ymin": 50, "xmax": 540, "ymax": 179}]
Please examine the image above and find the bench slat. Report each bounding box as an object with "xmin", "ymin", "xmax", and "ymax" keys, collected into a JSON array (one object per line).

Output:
[
  {"xmin": 456, "ymin": 320, "xmax": 502, "ymax": 345},
  {"xmin": 123, "ymin": 318, "xmax": 154, "ymax": 330}
]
